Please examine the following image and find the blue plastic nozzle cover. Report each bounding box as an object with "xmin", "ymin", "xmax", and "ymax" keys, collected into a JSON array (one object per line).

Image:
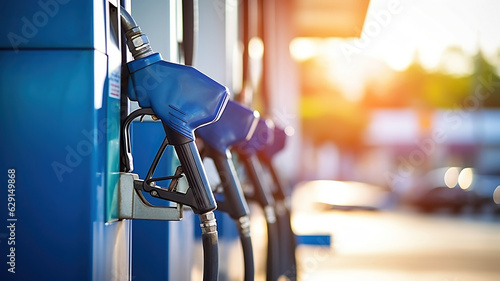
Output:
[
  {"xmin": 258, "ymin": 125, "xmax": 287, "ymax": 163},
  {"xmin": 127, "ymin": 53, "xmax": 229, "ymax": 142},
  {"xmin": 197, "ymin": 100, "xmax": 259, "ymax": 155},
  {"xmin": 235, "ymin": 118, "xmax": 275, "ymax": 156}
]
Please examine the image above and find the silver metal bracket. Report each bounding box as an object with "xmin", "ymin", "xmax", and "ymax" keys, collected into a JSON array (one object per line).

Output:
[{"xmin": 119, "ymin": 173, "xmax": 183, "ymax": 221}]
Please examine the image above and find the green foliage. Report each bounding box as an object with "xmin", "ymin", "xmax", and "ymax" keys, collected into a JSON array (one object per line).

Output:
[
  {"xmin": 297, "ymin": 48, "xmax": 500, "ymax": 147},
  {"xmin": 361, "ymin": 49, "xmax": 500, "ymax": 109}
]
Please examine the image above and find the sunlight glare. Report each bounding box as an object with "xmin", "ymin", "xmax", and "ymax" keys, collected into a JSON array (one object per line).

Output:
[
  {"xmin": 289, "ymin": 37, "xmax": 319, "ymax": 61},
  {"xmin": 248, "ymin": 37, "xmax": 264, "ymax": 60},
  {"xmin": 418, "ymin": 45, "xmax": 443, "ymax": 71},
  {"xmin": 383, "ymin": 46, "xmax": 414, "ymax": 71},
  {"xmin": 439, "ymin": 48, "xmax": 475, "ymax": 76},
  {"xmin": 314, "ymin": 181, "xmax": 356, "ymax": 206}
]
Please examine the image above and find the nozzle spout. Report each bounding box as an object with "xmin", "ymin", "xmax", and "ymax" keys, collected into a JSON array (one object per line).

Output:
[
  {"xmin": 120, "ymin": 7, "xmax": 154, "ymax": 60},
  {"xmin": 120, "ymin": 6, "xmax": 137, "ymax": 33}
]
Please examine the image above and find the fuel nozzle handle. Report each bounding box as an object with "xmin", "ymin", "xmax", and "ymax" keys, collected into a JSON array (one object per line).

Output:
[
  {"xmin": 209, "ymin": 149, "xmax": 250, "ymax": 219},
  {"xmin": 167, "ymin": 127, "xmax": 217, "ymax": 214},
  {"xmin": 121, "ymin": 7, "xmax": 229, "ymax": 213},
  {"xmin": 234, "ymin": 118, "xmax": 276, "ymax": 209},
  {"xmin": 197, "ymin": 100, "xmax": 259, "ymax": 220},
  {"xmin": 234, "ymin": 118, "xmax": 280, "ymax": 281},
  {"xmin": 257, "ymin": 123, "xmax": 298, "ymax": 281},
  {"xmin": 121, "ymin": 7, "xmax": 225, "ymax": 280},
  {"xmin": 258, "ymin": 125, "xmax": 289, "ymax": 201},
  {"xmin": 257, "ymin": 125, "xmax": 287, "ymax": 165},
  {"xmin": 122, "ymin": 29, "xmax": 229, "ymax": 215},
  {"xmin": 197, "ymin": 100, "xmax": 258, "ymax": 281}
]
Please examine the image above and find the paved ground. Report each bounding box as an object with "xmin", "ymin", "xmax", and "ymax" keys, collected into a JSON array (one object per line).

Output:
[
  {"xmin": 191, "ymin": 204, "xmax": 500, "ymax": 281},
  {"xmin": 293, "ymin": 209, "xmax": 500, "ymax": 281}
]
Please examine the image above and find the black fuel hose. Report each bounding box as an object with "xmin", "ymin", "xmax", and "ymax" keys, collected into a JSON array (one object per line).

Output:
[
  {"xmin": 203, "ymin": 146, "xmax": 255, "ymax": 281},
  {"xmin": 269, "ymin": 170, "xmax": 297, "ymax": 280},
  {"xmin": 237, "ymin": 217, "xmax": 255, "ymax": 281},
  {"xmin": 200, "ymin": 212, "xmax": 219, "ymax": 281},
  {"xmin": 276, "ymin": 205, "xmax": 297, "ymax": 280},
  {"xmin": 263, "ymin": 206, "xmax": 280, "ymax": 281},
  {"xmin": 258, "ymin": 151, "xmax": 297, "ymax": 280},
  {"xmin": 240, "ymin": 234, "xmax": 254, "ymax": 281},
  {"xmin": 239, "ymin": 155, "xmax": 280, "ymax": 281}
]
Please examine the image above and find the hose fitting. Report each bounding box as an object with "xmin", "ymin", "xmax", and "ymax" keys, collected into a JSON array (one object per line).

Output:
[
  {"xmin": 264, "ymin": 205, "xmax": 276, "ymax": 224},
  {"xmin": 199, "ymin": 211, "xmax": 218, "ymax": 234},
  {"xmin": 237, "ymin": 215, "xmax": 251, "ymax": 237}
]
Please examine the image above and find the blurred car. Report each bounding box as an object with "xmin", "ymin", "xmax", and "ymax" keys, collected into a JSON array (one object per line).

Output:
[
  {"xmin": 468, "ymin": 172, "xmax": 500, "ymax": 213},
  {"xmin": 405, "ymin": 167, "xmax": 475, "ymax": 214},
  {"xmin": 292, "ymin": 180, "xmax": 394, "ymax": 213}
]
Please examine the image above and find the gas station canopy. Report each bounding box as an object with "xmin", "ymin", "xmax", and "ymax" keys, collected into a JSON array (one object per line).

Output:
[{"xmin": 291, "ymin": 0, "xmax": 370, "ymax": 38}]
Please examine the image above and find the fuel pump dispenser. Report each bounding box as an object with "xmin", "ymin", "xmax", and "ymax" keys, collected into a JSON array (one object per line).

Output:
[
  {"xmin": 258, "ymin": 125, "xmax": 297, "ymax": 280},
  {"xmin": 119, "ymin": 8, "xmax": 229, "ymax": 281},
  {"xmin": 197, "ymin": 100, "xmax": 260, "ymax": 281},
  {"xmin": 234, "ymin": 118, "xmax": 280, "ymax": 281}
]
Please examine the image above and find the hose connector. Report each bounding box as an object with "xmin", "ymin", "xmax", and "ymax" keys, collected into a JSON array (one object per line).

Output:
[
  {"xmin": 264, "ymin": 205, "xmax": 276, "ymax": 224},
  {"xmin": 237, "ymin": 215, "xmax": 251, "ymax": 237},
  {"xmin": 120, "ymin": 7, "xmax": 154, "ymax": 60},
  {"xmin": 199, "ymin": 211, "xmax": 218, "ymax": 235}
]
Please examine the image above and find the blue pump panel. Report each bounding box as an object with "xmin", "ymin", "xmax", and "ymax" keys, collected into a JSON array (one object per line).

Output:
[
  {"xmin": 0, "ymin": 49, "xmax": 125, "ymax": 280},
  {"xmin": 130, "ymin": 121, "xmax": 198, "ymax": 281},
  {"xmin": 0, "ymin": 1, "xmax": 127, "ymax": 280},
  {"xmin": 129, "ymin": 121, "xmax": 172, "ymax": 281},
  {"xmin": 0, "ymin": 0, "xmax": 106, "ymax": 52},
  {"xmin": 1, "ymin": 50, "xmax": 95, "ymax": 279}
]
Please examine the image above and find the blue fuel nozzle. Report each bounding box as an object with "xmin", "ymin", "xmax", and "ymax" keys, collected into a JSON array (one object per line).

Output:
[
  {"xmin": 233, "ymin": 118, "xmax": 275, "ymax": 208},
  {"xmin": 124, "ymin": 53, "xmax": 229, "ymax": 215},
  {"xmin": 124, "ymin": 54, "xmax": 229, "ymax": 215},
  {"xmin": 197, "ymin": 100, "xmax": 259, "ymax": 156},
  {"xmin": 120, "ymin": 8, "xmax": 222, "ymax": 280},
  {"xmin": 197, "ymin": 100, "xmax": 258, "ymax": 281},
  {"xmin": 233, "ymin": 118, "xmax": 281, "ymax": 280},
  {"xmin": 258, "ymin": 125, "xmax": 287, "ymax": 164},
  {"xmin": 121, "ymin": 12, "xmax": 229, "ymax": 215},
  {"xmin": 255, "ymin": 122, "xmax": 297, "ymax": 281},
  {"xmin": 257, "ymin": 124, "xmax": 291, "ymax": 202},
  {"xmin": 197, "ymin": 100, "xmax": 259, "ymax": 220}
]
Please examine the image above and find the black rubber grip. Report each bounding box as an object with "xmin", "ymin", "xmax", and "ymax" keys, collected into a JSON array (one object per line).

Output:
[
  {"xmin": 241, "ymin": 155, "xmax": 275, "ymax": 207},
  {"xmin": 175, "ymin": 141, "xmax": 217, "ymax": 214},
  {"xmin": 211, "ymin": 148, "xmax": 250, "ymax": 220}
]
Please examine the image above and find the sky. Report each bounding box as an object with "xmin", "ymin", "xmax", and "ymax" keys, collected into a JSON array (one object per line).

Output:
[
  {"xmin": 360, "ymin": 0, "xmax": 500, "ymax": 70},
  {"xmin": 289, "ymin": 0, "xmax": 500, "ymax": 101}
]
